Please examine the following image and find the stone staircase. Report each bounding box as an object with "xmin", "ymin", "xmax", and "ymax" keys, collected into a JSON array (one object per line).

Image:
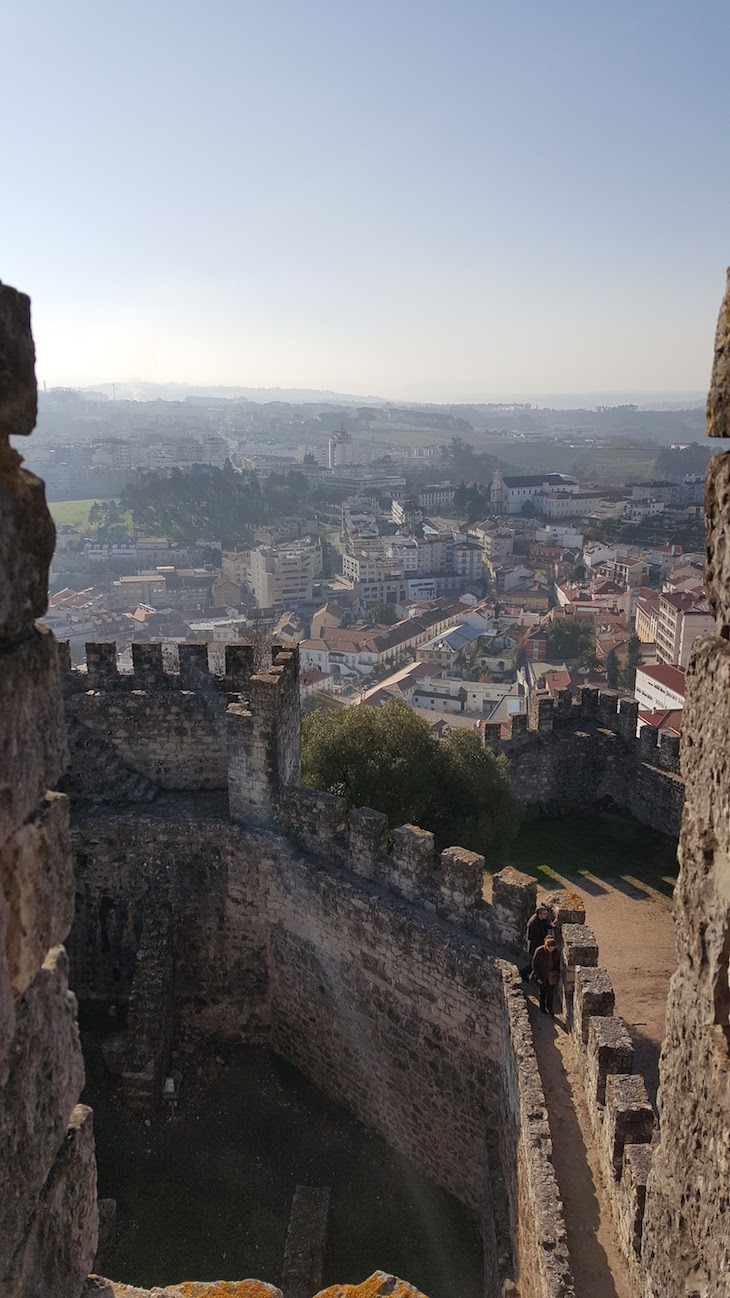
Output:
[{"xmin": 62, "ymin": 718, "xmax": 159, "ymax": 803}]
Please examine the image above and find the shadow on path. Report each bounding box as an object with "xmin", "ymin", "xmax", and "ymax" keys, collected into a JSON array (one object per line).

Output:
[{"xmin": 527, "ymin": 997, "xmax": 630, "ymax": 1298}]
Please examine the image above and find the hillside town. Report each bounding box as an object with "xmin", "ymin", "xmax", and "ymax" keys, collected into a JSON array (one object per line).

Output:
[{"xmin": 44, "ymin": 428, "xmax": 711, "ymax": 744}]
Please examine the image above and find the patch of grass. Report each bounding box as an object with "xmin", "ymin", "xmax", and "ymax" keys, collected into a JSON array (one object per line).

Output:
[
  {"xmin": 508, "ymin": 812, "xmax": 678, "ymax": 891},
  {"xmin": 48, "ymin": 499, "xmax": 100, "ymax": 529},
  {"xmin": 49, "ymin": 498, "xmax": 133, "ymax": 532}
]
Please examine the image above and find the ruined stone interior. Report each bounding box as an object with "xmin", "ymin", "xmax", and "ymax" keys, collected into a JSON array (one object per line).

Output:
[{"xmin": 1, "ymin": 274, "xmax": 730, "ymax": 1298}]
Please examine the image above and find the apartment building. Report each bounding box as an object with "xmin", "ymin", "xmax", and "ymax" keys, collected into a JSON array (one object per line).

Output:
[
  {"xmin": 417, "ymin": 484, "xmax": 456, "ymax": 510},
  {"xmin": 221, "ymin": 550, "xmax": 251, "ymax": 585},
  {"xmin": 635, "ymin": 663, "xmax": 686, "ymax": 714},
  {"xmin": 635, "ymin": 593, "xmax": 661, "ymax": 643},
  {"xmin": 249, "ymin": 543, "xmax": 314, "ymax": 608},
  {"xmin": 655, "ymin": 592, "xmax": 714, "ymax": 668}
]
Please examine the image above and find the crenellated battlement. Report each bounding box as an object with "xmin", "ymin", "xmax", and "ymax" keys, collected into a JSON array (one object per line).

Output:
[
  {"xmin": 481, "ymin": 684, "xmax": 683, "ymax": 835},
  {"xmin": 560, "ymin": 921, "xmax": 655, "ymax": 1289},
  {"xmin": 486, "ymin": 685, "xmax": 678, "ymax": 771},
  {"xmin": 279, "ymin": 789, "xmax": 486, "ymax": 922},
  {"xmin": 60, "ymin": 639, "xmax": 261, "ymax": 693}
]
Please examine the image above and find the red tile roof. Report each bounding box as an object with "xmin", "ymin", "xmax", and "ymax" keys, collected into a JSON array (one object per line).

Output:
[{"xmin": 637, "ymin": 663, "xmax": 686, "ymax": 695}]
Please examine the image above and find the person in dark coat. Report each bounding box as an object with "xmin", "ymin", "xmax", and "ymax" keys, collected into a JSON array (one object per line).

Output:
[
  {"xmin": 521, "ymin": 903, "xmax": 552, "ymax": 979},
  {"xmin": 532, "ymin": 935, "xmax": 560, "ymax": 1016},
  {"xmin": 527, "ymin": 904, "xmax": 552, "ymax": 954}
]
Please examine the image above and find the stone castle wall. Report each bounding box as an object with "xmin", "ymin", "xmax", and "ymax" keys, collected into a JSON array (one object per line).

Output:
[
  {"xmin": 483, "ymin": 689, "xmax": 684, "ymax": 836},
  {"xmin": 0, "ymin": 282, "xmax": 98, "ymax": 1295},
  {"xmin": 58, "ymin": 643, "xmax": 684, "ymax": 837}
]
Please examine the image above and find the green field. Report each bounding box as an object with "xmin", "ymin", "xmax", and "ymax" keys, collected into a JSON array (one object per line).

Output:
[
  {"xmin": 508, "ymin": 812, "xmax": 678, "ymax": 894},
  {"xmin": 49, "ymin": 499, "xmax": 133, "ymax": 532},
  {"xmin": 48, "ymin": 499, "xmax": 99, "ymax": 529}
]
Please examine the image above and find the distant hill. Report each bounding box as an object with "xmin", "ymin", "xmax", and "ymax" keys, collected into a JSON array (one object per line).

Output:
[{"xmin": 80, "ymin": 381, "xmax": 389, "ymax": 405}]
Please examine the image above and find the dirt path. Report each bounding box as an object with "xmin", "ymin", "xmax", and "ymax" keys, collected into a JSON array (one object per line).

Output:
[
  {"xmin": 538, "ymin": 871, "xmax": 676, "ymax": 1107},
  {"xmin": 528, "ymin": 999, "xmax": 631, "ymax": 1298}
]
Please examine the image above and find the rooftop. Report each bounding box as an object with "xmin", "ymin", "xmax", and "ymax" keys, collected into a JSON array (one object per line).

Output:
[{"xmin": 637, "ymin": 663, "xmax": 686, "ymax": 696}]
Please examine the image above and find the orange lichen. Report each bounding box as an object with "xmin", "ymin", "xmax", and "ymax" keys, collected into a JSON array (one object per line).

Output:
[
  {"xmin": 314, "ymin": 1274, "xmax": 427, "ymax": 1298},
  {"xmin": 170, "ymin": 1283, "xmax": 280, "ymax": 1298}
]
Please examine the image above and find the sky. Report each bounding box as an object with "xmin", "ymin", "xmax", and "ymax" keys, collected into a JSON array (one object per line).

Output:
[{"xmin": 2, "ymin": 0, "xmax": 729, "ymax": 402}]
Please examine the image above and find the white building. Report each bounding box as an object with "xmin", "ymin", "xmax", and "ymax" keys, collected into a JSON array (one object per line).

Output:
[
  {"xmin": 327, "ymin": 431, "xmax": 355, "ymax": 468},
  {"xmin": 417, "ymin": 484, "xmax": 456, "ymax": 510},
  {"xmin": 249, "ymin": 542, "xmax": 314, "ymax": 608},
  {"xmin": 635, "ymin": 664, "xmax": 686, "ymax": 714},
  {"xmin": 655, "ymin": 593, "xmax": 714, "ymax": 668},
  {"xmin": 491, "ymin": 469, "xmax": 578, "ymax": 515}
]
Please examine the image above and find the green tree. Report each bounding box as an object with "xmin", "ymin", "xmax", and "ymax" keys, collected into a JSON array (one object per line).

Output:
[
  {"xmin": 371, "ymin": 603, "xmax": 397, "ymax": 626},
  {"xmin": 620, "ymin": 633, "xmax": 642, "ymax": 691},
  {"xmin": 578, "ymin": 645, "xmax": 600, "ymax": 672},
  {"xmin": 301, "ymin": 698, "xmax": 520, "ymax": 863},
  {"xmin": 453, "ymin": 480, "xmax": 468, "ymax": 509},
  {"xmin": 545, "ymin": 617, "xmax": 593, "ymax": 661},
  {"xmin": 605, "ymin": 647, "xmax": 620, "ymax": 689}
]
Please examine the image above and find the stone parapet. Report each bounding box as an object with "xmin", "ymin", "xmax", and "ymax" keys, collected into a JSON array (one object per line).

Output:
[
  {"xmin": 390, "ymin": 824, "xmax": 436, "ymax": 901},
  {"xmin": 491, "ymin": 867, "xmax": 537, "ymax": 946},
  {"xmin": 558, "ymin": 888, "xmax": 659, "ymax": 1290},
  {"xmin": 439, "ymin": 845, "xmax": 485, "ymax": 917},
  {"xmin": 560, "ymin": 923, "xmax": 598, "ymax": 1029},
  {"xmin": 573, "ymin": 966, "xmax": 615, "ymax": 1045},
  {"xmin": 587, "ymin": 1015, "xmax": 634, "ymax": 1108},
  {"xmin": 603, "ymin": 1074, "xmax": 654, "ymax": 1180}
]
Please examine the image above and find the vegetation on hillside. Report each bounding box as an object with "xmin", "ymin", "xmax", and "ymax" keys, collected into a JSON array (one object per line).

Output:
[
  {"xmin": 117, "ymin": 466, "xmax": 313, "ymax": 544},
  {"xmin": 301, "ymin": 698, "xmax": 520, "ymax": 864}
]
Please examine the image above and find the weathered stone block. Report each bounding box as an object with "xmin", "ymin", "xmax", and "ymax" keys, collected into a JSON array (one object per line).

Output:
[
  {"xmin": 573, "ymin": 966, "xmax": 614, "ymax": 1045},
  {"xmin": 0, "ymin": 947, "xmax": 85, "ymax": 1275},
  {"xmin": 491, "ymin": 866, "xmax": 537, "ymax": 946},
  {"xmin": 549, "ymin": 888, "xmax": 586, "ymax": 943},
  {"xmin": 0, "ymin": 282, "xmax": 36, "ymax": 438},
  {"xmin": 348, "ymin": 806, "xmax": 388, "ymax": 879},
  {"xmin": 86, "ymin": 642, "xmax": 118, "ymax": 689},
  {"xmin": 560, "ymin": 923, "xmax": 598, "ymax": 1028},
  {"xmin": 704, "ymin": 452, "xmax": 730, "ymax": 633},
  {"xmin": 0, "ymin": 791, "xmax": 73, "ymax": 997},
  {"xmin": 0, "ymin": 881, "xmax": 13, "ymax": 1082},
  {"xmin": 587, "ymin": 1014, "xmax": 634, "ymax": 1107},
  {"xmin": 389, "ymin": 825, "xmax": 435, "ymax": 899},
  {"xmin": 9, "ymin": 1104, "xmax": 98, "ymax": 1298},
  {"xmin": 0, "ymin": 627, "xmax": 67, "ymax": 846},
  {"xmin": 618, "ymin": 1143, "xmax": 652, "ymax": 1259},
  {"xmin": 131, "ymin": 641, "xmax": 165, "ymax": 686},
  {"xmin": 178, "ymin": 641, "xmax": 209, "ymax": 686},
  {"xmin": 707, "ymin": 266, "xmax": 730, "ymax": 437},
  {"xmin": 603, "ymin": 1074, "xmax": 654, "ymax": 1180},
  {"xmin": 224, "ymin": 641, "xmax": 255, "ymax": 688},
  {"xmin": 439, "ymin": 845, "xmax": 484, "ymax": 913},
  {"xmin": 280, "ymin": 788, "xmax": 346, "ymax": 862},
  {"xmin": 0, "ymin": 443, "xmax": 54, "ymax": 639},
  {"xmin": 561, "ymin": 923, "xmax": 598, "ymax": 971},
  {"xmin": 82, "ymin": 1278, "xmax": 284, "ymax": 1297}
]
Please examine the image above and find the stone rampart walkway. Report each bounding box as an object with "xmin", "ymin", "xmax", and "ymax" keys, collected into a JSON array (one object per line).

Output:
[
  {"xmin": 528, "ymin": 1000, "xmax": 631, "ymax": 1298},
  {"xmin": 537, "ymin": 871, "xmax": 675, "ymax": 1107}
]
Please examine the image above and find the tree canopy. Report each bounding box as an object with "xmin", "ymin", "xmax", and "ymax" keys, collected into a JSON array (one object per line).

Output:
[
  {"xmin": 545, "ymin": 617, "xmax": 594, "ymax": 661},
  {"xmin": 301, "ymin": 698, "xmax": 520, "ymax": 864},
  {"xmin": 120, "ymin": 465, "xmax": 311, "ymax": 545}
]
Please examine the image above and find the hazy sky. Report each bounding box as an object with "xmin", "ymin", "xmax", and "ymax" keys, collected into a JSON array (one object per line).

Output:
[{"xmin": 2, "ymin": 0, "xmax": 729, "ymax": 400}]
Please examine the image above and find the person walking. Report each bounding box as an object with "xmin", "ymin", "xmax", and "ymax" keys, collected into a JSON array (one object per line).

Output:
[
  {"xmin": 532, "ymin": 934, "xmax": 560, "ymax": 1016},
  {"xmin": 522, "ymin": 903, "xmax": 552, "ymax": 979}
]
